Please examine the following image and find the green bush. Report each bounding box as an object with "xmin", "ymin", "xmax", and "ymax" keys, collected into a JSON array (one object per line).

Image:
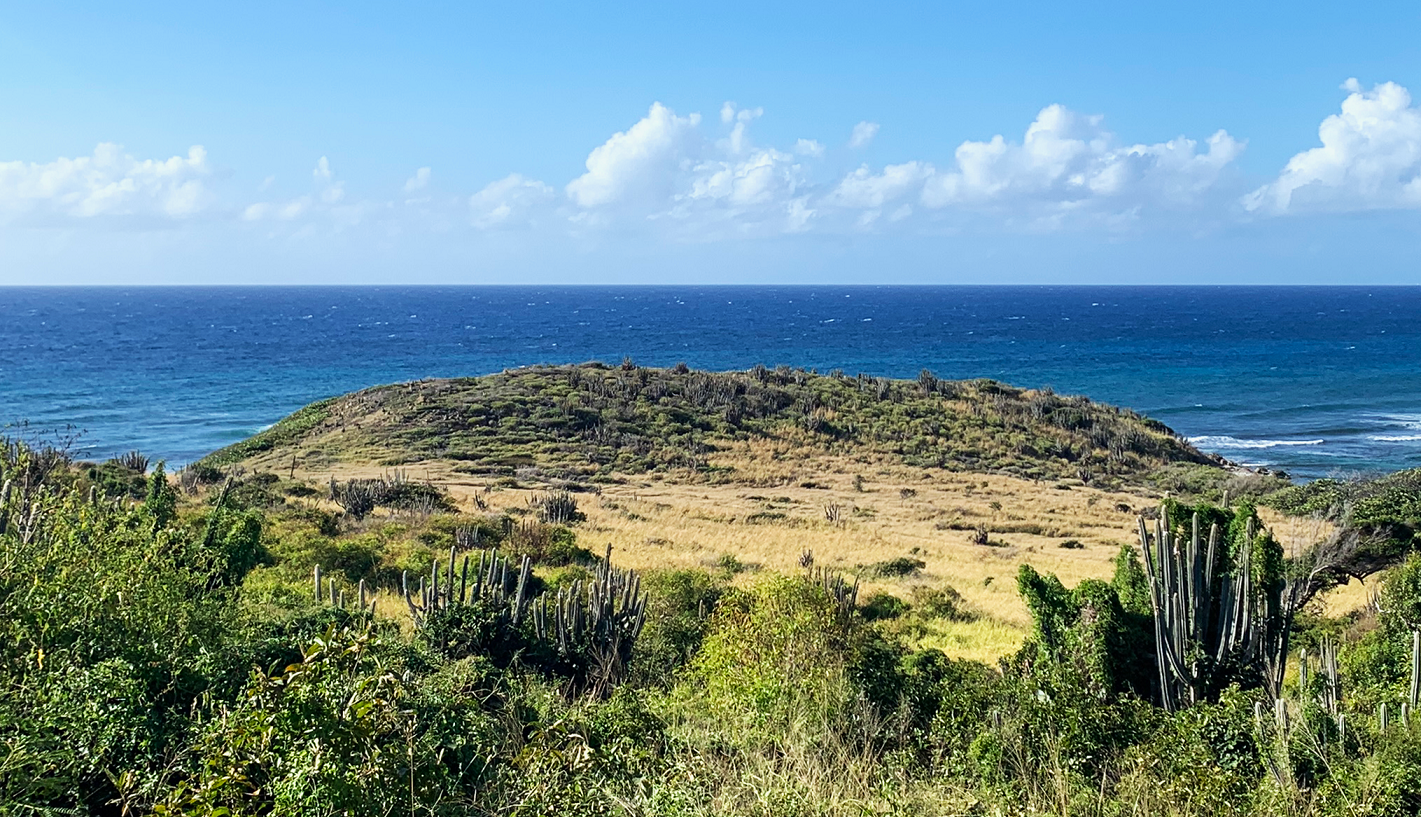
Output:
[
  {"xmin": 161, "ymin": 626, "xmax": 452, "ymax": 815},
  {"xmin": 633, "ymin": 569, "xmax": 725, "ymax": 687},
  {"xmin": 1343, "ymin": 552, "xmax": 1421, "ymax": 710},
  {"xmin": 1115, "ymin": 687, "xmax": 1261, "ymax": 814},
  {"xmin": 0, "ymin": 454, "xmax": 245, "ymax": 810},
  {"xmin": 911, "ymin": 584, "xmax": 978, "ymax": 622},
  {"xmin": 867, "ymin": 556, "xmax": 926, "ymax": 577},
  {"xmin": 860, "ymin": 592, "xmax": 909, "ymax": 621},
  {"xmin": 680, "ymin": 575, "xmax": 858, "ymax": 742}
]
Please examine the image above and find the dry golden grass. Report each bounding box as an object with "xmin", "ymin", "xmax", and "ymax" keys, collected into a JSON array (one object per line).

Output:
[
  {"xmin": 273, "ymin": 448, "xmax": 1355, "ymax": 664},
  {"xmin": 282, "ymin": 450, "xmax": 1186, "ymax": 662}
]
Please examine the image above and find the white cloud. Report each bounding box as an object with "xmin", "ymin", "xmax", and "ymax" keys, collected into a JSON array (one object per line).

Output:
[
  {"xmin": 718, "ymin": 104, "xmax": 764, "ymax": 155},
  {"xmin": 566, "ymin": 103, "xmax": 704, "ymax": 208},
  {"xmin": 828, "ymin": 161, "xmax": 933, "ymax": 209},
  {"xmin": 914, "ymin": 104, "xmax": 1242, "ymax": 222},
  {"xmin": 0, "ymin": 143, "xmax": 212, "ymax": 223},
  {"xmin": 795, "ymin": 138, "xmax": 825, "ymax": 158},
  {"xmin": 242, "ymin": 196, "xmax": 312, "ymax": 222},
  {"xmin": 1245, "ymin": 80, "xmax": 1421, "ymax": 214},
  {"xmin": 245, "ymin": 156, "xmax": 350, "ymax": 223},
  {"xmin": 685, "ymin": 148, "xmax": 806, "ymax": 208},
  {"xmin": 404, "ymin": 167, "xmax": 432, "ymax": 193},
  {"xmin": 0, "ymin": 93, "xmax": 1301, "ymax": 247},
  {"xmin": 848, "ymin": 121, "xmax": 879, "ymax": 149},
  {"xmin": 470, "ymin": 174, "xmax": 555, "ymax": 228}
]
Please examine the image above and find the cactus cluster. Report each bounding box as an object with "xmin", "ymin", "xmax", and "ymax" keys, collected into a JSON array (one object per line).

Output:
[
  {"xmin": 1139, "ymin": 509, "xmax": 1285, "ymax": 709},
  {"xmin": 529, "ymin": 551, "xmax": 647, "ymax": 690},
  {"xmin": 0, "ymin": 478, "xmax": 58, "ymax": 545},
  {"xmin": 313, "ymin": 544, "xmax": 647, "ymax": 694},
  {"xmin": 529, "ymin": 490, "xmax": 583, "ymax": 525},
  {"xmin": 400, "ymin": 546, "xmax": 535, "ymax": 628},
  {"xmin": 1379, "ymin": 631, "xmax": 1421, "ymax": 733},
  {"xmin": 312, "ymin": 563, "xmax": 378, "ymax": 616},
  {"xmin": 803, "ymin": 560, "xmax": 859, "ymax": 620}
]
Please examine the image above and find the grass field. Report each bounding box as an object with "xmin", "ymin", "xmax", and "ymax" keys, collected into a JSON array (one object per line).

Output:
[{"xmin": 270, "ymin": 449, "xmax": 1290, "ymax": 663}]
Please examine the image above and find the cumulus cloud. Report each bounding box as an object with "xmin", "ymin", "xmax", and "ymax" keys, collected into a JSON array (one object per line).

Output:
[
  {"xmin": 819, "ymin": 104, "xmax": 1244, "ymax": 229},
  {"xmin": 565, "ymin": 103, "xmax": 704, "ymax": 209},
  {"xmin": 922, "ymin": 105, "xmax": 1242, "ymax": 214},
  {"xmin": 244, "ymin": 156, "xmax": 350, "ymax": 222},
  {"xmin": 470, "ymin": 174, "xmax": 555, "ymax": 228},
  {"xmin": 0, "ymin": 143, "xmax": 212, "ymax": 223},
  {"xmin": 26, "ymin": 89, "xmax": 1381, "ymax": 246},
  {"xmin": 1245, "ymin": 79, "xmax": 1421, "ymax": 214},
  {"xmin": 404, "ymin": 167, "xmax": 431, "ymax": 193},
  {"xmin": 717, "ymin": 103, "xmax": 764, "ymax": 156},
  {"xmin": 828, "ymin": 161, "xmax": 933, "ymax": 209},
  {"xmin": 848, "ymin": 121, "xmax": 879, "ymax": 149},
  {"xmin": 685, "ymin": 148, "xmax": 806, "ymax": 208},
  {"xmin": 242, "ymin": 197, "xmax": 312, "ymax": 222},
  {"xmin": 559, "ymin": 102, "xmax": 817, "ymax": 236}
]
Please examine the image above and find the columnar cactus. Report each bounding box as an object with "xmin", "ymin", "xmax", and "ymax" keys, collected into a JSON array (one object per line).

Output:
[
  {"xmin": 317, "ymin": 543, "xmax": 647, "ymax": 695},
  {"xmin": 1139, "ymin": 508, "xmax": 1285, "ymax": 709}
]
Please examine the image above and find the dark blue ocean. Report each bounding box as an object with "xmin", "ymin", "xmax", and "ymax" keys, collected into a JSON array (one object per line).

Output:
[{"xmin": 2, "ymin": 286, "xmax": 1420, "ymax": 480}]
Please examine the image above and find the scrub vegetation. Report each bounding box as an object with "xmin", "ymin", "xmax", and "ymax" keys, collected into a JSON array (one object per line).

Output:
[
  {"xmin": 199, "ymin": 363, "xmax": 1218, "ymax": 488},
  {"xmin": 7, "ymin": 366, "xmax": 1421, "ymax": 815}
]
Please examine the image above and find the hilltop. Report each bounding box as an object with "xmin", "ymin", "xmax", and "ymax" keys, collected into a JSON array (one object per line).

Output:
[{"xmin": 200, "ymin": 362, "xmax": 1220, "ymax": 487}]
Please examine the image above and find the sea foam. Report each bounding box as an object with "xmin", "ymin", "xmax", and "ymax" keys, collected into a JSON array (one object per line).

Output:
[{"xmin": 1188, "ymin": 436, "xmax": 1325, "ymax": 450}]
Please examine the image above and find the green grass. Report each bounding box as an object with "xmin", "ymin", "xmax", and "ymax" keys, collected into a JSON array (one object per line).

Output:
[
  {"xmin": 198, "ymin": 363, "xmax": 1218, "ymax": 487},
  {"xmin": 199, "ymin": 398, "xmax": 335, "ymax": 467}
]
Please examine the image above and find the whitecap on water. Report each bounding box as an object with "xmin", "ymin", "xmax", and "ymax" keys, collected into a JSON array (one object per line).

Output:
[{"xmin": 1188, "ymin": 435, "xmax": 1326, "ymax": 450}]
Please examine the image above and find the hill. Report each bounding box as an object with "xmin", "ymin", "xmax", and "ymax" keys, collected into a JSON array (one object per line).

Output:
[{"xmin": 199, "ymin": 362, "xmax": 1220, "ymax": 487}]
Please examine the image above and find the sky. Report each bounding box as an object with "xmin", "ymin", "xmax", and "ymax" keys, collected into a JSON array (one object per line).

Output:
[{"xmin": 3, "ymin": 1, "xmax": 1421, "ymax": 285}]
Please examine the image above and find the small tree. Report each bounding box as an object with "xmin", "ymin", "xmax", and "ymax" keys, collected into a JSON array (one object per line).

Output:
[{"xmin": 144, "ymin": 462, "xmax": 177, "ymax": 530}]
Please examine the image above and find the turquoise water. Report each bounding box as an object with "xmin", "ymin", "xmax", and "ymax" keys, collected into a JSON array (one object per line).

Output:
[{"xmin": 2, "ymin": 286, "xmax": 1419, "ymax": 479}]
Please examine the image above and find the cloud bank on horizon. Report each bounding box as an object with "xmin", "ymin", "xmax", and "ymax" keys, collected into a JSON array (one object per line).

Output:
[{"xmin": 2, "ymin": 79, "xmax": 1421, "ymax": 272}]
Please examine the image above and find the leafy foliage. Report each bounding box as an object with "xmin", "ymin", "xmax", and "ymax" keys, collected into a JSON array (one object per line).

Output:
[{"xmin": 9, "ymin": 436, "xmax": 1421, "ymax": 816}]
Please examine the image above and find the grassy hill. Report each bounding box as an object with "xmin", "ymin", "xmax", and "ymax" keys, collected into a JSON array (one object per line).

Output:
[{"xmin": 199, "ymin": 362, "xmax": 1219, "ymax": 487}]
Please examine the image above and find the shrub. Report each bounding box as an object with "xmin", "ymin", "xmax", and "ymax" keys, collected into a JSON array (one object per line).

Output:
[
  {"xmin": 868, "ymin": 556, "xmax": 927, "ymax": 578},
  {"xmin": 911, "ymin": 584, "xmax": 977, "ymax": 622},
  {"xmin": 681, "ymin": 574, "xmax": 856, "ymax": 741},
  {"xmin": 165, "ymin": 626, "xmax": 453, "ymax": 814},
  {"xmin": 633, "ymin": 569, "xmax": 726, "ymax": 687},
  {"xmin": 860, "ymin": 592, "xmax": 910, "ymax": 621},
  {"xmin": 1115, "ymin": 687, "xmax": 1261, "ymax": 814},
  {"xmin": 83, "ymin": 459, "xmax": 149, "ymax": 499},
  {"xmin": 1343, "ymin": 552, "xmax": 1421, "ymax": 710},
  {"xmin": 505, "ymin": 521, "xmax": 593, "ymax": 566}
]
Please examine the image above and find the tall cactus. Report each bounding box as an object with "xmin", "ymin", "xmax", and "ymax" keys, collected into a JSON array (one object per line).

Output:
[
  {"xmin": 401, "ymin": 546, "xmax": 534, "ymax": 627},
  {"xmin": 529, "ymin": 546, "xmax": 647, "ymax": 694},
  {"xmin": 1139, "ymin": 507, "xmax": 1286, "ymax": 709},
  {"xmin": 1411, "ymin": 630, "xmax": 1420, "ymax": 710}
]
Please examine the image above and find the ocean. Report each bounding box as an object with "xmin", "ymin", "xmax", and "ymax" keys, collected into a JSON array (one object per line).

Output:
[{"xmin": 2, "ymin": 286, "xmax": 1419, "ymax": 480}]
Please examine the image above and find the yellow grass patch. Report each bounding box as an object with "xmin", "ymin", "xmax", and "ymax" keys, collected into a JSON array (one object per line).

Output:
[
  {"xmin": 282, "ymin": 452, "xmax": 1190, "ymax": 662},
  {"xmin": 269, "ymin": 450, "xmax": 1344, "ymax": 664}
]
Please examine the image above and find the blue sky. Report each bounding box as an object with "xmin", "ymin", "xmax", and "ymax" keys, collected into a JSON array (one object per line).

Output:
[{"xmin": 3, "ymin": 1, "xmax": 1421, "ymax": 284}]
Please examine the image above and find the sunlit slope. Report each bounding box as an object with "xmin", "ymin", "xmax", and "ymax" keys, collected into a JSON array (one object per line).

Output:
[{"xmin": 199, "ymin": 363, "xmax": 1219, "ymax": 487}]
